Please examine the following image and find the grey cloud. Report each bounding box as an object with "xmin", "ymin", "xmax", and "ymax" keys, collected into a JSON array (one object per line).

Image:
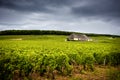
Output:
[
  {"xmin": 0, "ymin": 0, "xmax": 120, "ymax": 35},
  {"xmin": 0, "ymin": 8, "xmax": 31, "ymax": 24},
  {"xmin": 1, "ymin": 0, "xmax": 120, "ymax": 21},
  {"xmin": 0, "ymin": 0, "xmax": 73, "ymax": 12},
  {"xmin": 72, "ymin": 0, "xmax": 120, "ymax": 21}
]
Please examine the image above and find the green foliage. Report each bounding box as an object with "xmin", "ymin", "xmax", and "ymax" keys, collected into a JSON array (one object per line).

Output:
[
  {"xmin": 0, "ymin": 30, "xmax": 120, "ymax": 37},
  {"xmin": 0, "ymin": 30, "xmax": 72, "ymax": 35},
  {"xmin": 68, "ymin": 53, "xmax": 82, "ymax": 65},
  {"xmin": 106, "ymin": 52, "xmax": 120, "ymax": 66},
  {"xmin": 0, "ymin": 35, "xmax": 120, "ymax": 79}
]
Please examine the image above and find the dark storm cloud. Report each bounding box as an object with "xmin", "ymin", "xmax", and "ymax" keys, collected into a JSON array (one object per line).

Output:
[
  {"xmin": 0, "ymin": 0, "xmax": 120, "ymax": 21},
  {"xmin": 0, "ymin": 0, "xmax": 73, "ymax": 12},
  {"xmin": 72, "ymin": 0, "xmax": 120, "ymax": 21},
  {"xmin": 0, "ymin": 0, "xmax": 120, "ymax": 19},
  {"xmin": 0, "ymin": 0, "xmax": 120, "ymax": 35}
]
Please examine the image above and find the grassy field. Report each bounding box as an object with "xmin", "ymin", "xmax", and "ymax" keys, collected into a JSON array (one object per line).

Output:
[{"xmin": 0, "ymin": 35, "xmax": 120, "ymax": 80}]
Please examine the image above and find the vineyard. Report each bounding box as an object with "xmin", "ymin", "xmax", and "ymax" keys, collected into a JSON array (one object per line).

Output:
[{"xmin": 0, "ymin": 35, "xmax": 120, "ymax": 80}]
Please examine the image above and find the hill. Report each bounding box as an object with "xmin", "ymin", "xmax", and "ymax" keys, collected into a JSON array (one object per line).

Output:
[{"xmin": 0, "ymin": 30, "xmax": 120, "ymax": 37}]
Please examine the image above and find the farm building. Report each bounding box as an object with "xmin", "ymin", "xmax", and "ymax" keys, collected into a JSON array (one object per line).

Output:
[{"xmin": 67, "ymin": 33, "xmax": 92, "ymax": 41}]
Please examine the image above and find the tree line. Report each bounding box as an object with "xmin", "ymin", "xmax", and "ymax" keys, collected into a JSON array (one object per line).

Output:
[
  {"xmin": 0, "ymin": 30, "xmax": 72, "ymax": 35},
  {"xmin": 0, "ymin": 30, "xmax": 119, "ymax": 37}
]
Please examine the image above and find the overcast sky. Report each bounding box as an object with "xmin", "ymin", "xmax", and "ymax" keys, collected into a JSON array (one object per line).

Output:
[{"xmin": 0, "ymin": 0, "xmax": 120, "ymax": 35}]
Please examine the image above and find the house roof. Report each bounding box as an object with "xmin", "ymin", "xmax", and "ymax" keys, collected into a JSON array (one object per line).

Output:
[{"xmin": 68, "ymin": 33, "xmax": 89, "ymax": 40}]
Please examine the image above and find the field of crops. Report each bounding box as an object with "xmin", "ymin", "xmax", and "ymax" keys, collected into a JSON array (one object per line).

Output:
[{"xmin": 0, "ymin": 35, "xmax": 120, "ymax": 80}]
